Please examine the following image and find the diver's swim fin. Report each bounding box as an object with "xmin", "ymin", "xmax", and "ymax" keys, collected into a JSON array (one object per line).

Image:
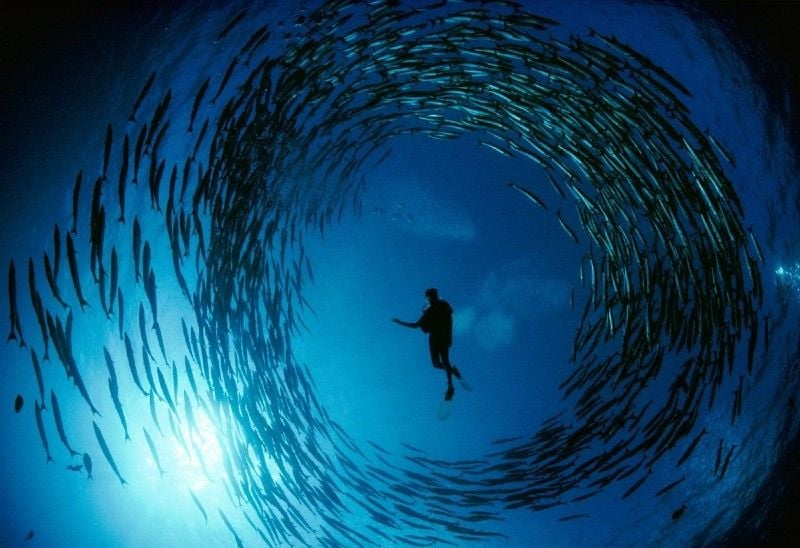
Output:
[{"xmin": 451, "ymin": 366, "xmax": 472, "ymax": 391}]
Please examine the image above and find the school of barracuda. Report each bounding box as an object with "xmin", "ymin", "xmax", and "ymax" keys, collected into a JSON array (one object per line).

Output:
[{"xmin": 5, "ymin": 0, "xmax": 768, "ymax": 544}]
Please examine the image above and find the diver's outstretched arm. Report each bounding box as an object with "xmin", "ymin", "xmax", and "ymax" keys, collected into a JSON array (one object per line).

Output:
[{"xmin": 392, "ymin": 318, "xmax": 419, "ymax": 329}]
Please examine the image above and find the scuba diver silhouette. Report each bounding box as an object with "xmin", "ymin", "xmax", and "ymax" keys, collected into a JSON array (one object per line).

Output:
[{"xmin": 393, "ymin": 288, "xmax": 462, "ymax": 401}]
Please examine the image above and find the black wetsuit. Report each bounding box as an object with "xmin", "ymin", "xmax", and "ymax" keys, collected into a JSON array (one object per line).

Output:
[{"xmin": 418, "ymin": 299, "xmax": 453, "ymax": 372}]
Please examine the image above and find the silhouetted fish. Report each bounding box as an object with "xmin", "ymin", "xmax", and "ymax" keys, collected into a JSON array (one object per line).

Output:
[
  {"xmin": 92, "ymin": 421, "xmax": 127, "ymax": 486},
  {"xmin": 34, "ymin": 400, "xmax": 53, "ymax": 463},
  {"xmin": 83, "ymin": 452, "xmax": 93, "ymax": 479},
  {"xmin": 51, "ymin": 390, "xmax": 80, "ymax": 457}
]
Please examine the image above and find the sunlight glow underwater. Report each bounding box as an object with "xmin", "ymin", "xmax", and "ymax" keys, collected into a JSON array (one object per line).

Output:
[{"xmin": 2, "ymin": 0, "xmax": 799, "ymax": 546}]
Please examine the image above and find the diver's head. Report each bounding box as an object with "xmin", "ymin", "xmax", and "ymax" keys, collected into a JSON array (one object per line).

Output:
[{"xmin": 425, "ymin": 288, "xmax": 438, "ymax": 302}]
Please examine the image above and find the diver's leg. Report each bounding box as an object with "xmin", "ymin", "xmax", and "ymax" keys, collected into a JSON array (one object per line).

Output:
[
  {"xmin": 442, "ymin": 349, "xmax": 461, "ymax": 379},
  {"xmin": 443, "ymin": 348, "xmax": 455, "ymax": 401},
  {"xmin": 429, "ymin": 338, "xmax": 445, "ymax": 369},
  {"xmin": 442, "ymin": 347, "xmax": 454, "ymax": 386}
]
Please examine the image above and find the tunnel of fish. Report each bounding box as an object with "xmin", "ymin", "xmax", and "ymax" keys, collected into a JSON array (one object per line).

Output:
[{"xmin": 2, "ymin": 0, "xmax": 799, "ymax": 545}]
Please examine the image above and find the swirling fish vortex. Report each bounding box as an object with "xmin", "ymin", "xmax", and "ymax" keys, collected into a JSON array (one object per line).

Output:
[{"xmin": 14, "ymin": 0, "xmax": 767, "ymax": 544}]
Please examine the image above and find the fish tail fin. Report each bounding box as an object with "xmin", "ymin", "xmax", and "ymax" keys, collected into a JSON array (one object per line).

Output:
[
  {"xmin": 7, "ymin": 331, "xmax": 17, "ymax": 342},
  {"xmin": 79, "ymin": 299, "xmax": 90, "ymax": 311},
  {"xmin": 46, "ymin": 456, "xmax": 54, "ymax": 463},
  {"xmin": 118, "ymin": 215, "xmax": 125, "ymax": 224},
  {"xmin": 70, "ymin": 449, "xmax": 80, "ymax": 458},
  {"xmin": 125, "ymin": 432, "xmax": 131, "ymax": 442}
]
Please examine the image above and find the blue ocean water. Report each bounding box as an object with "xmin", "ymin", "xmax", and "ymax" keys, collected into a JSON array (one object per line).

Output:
[{"xmin": 1, "ymin": 1, "xmax": 798, "ymax": 546}]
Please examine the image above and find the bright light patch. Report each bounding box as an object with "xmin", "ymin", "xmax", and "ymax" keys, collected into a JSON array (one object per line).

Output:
[
  {"xmin": 171, "ymin": 408, "xmax": 224, "ymax": 492},
  {"xmin": 776, "ymin": 262, "xmax": 800, "ymax": 299}
]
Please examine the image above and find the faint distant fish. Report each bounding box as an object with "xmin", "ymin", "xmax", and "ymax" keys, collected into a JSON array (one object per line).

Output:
[
  {"xmin": 219, "ymin": 508, "xmax": 244, "ymax": 548},
  {"xmin": 103, "ymin": 345, "xmax": 118, "ymax": 387},
  {"xmin": 211, "ymin": 56, "xmax": 239, "ymax": 104},
  {"xmin": 189, "ymin": 489, "xmax": 208, "ymax": 523},
  {"xmin": 188, "ymin": 78, "xmax": 211, "ymax": 133},
  {"xmin": 490, "ymin": 435, "xmax": 523, "ymax": 446},
  {"xmin": 556, "ymin": 209, "xmax": 580, "ymax": 245},
  {"xmin": 654, "ymin": 476, "xmax": 685, "ymax": 497},
  {"xmin": 622, "ymin": 468, "xmax": 651, "ymax": 499},
  {"xmin": 128, "ymin": 71, "xmax": 156, "ymax": 123},
  {"xmin": 14, "ymin": 394, "xmax": 23, "ymax": 413},
  {"xmin": 92, "ymin": 421, "xmax": 127, "ymax": 485},
  {"xmin": 70, "ymin": 170, "xmax": 82, "ymax": 235},
  {"xmin": 133, "ymin": 216, "xmax": 142, "ymax": 283},
  {"xmin": 133, "ymin": 124, "xmax": 147, "ymax": 183},
  {"xmin": 65, "ymin": 233, "xmax": 89, "ymax": 310},
  {"xmin": 34, "ymin": 400, "xmax": 53, "ymax": 463},
  {"xmin": 478, "ymin": 139, "xmax": 513, "ymax": 157},
  {"xmin": 30, "ymin": 350, "xmax": 45, "ymax": 406},
  {"xmin": 148, "ymin": 391, "xmax": 163, "ymax": 435},
  {"xmin": 7, "ymin": 260, "xmax": 25, "ymax": 346},
  {"xmin": 117, "ymin": 135, "xmax": 129, "ymax": 223},
  {"xmin": 43, "ymin": 252, "xmax": 69, "ymax": 309},
  {"xmin": 143, "ymin": 427, "xmax": 164, "ymax": 477},
  {"xmin": 217, "ymin": 8, "xmax": 248, "ymax": 42},
  {"xmin": 103, "ymin": 346, "xmax": 131, "ymax": 440},
  {"xmin": 508, "ymin": 181, "xmax": 548, "ymax": 210},
  {"xmin": 676, "ymin": 428, "xmax": 707, "ymax": 467},
  {"xmin": 171, "ymin": 359, "xmax": 178, "ymax": 399},
  {"xmin": 108, "ymin": 374, "xmax": 130, "ymax": 441},
  {"xmin": 142, "ymin": 345, "xmax": 158, "ymax": 399},
  {"xmin": 157, "ymin": 367, "xmax": 176, "ymax": 413},
  {"xmin": 146, "ymin": 90, "xmax": 171, "ymax": 152},
  {"xmin": 103, "ymin": 122, "xmax": 112, "ymax": 181},
  {"xmin": 718, "ymin": 445, "xmax": 736, "ymax": 480},
  {"xmin": 153, "ymin": 323, "xmax": 169, "ymax": 365},
  {"xmin": 50, "ymin": 390, "xmax": 80, "ymax": 457},
  {"xmin": 671, "ymin": 504, "xmax": 687, "ymax": 520},
  {"xmin": 144, "ymin": 269, "xmax": 159, "ymax": 328},
  {"xmin": 183, "ymin": 390, "xmax": 198, "ymax": 436},
  {"xmin": 83, "ymin": 452, "xmax": 93, "ymax": 479},
  {"xmin": 53, "ymin": 224, "xmax": 62, "ymax": 279},
  {"xmin": 66, "ymin": 464, "xmax": 83, "ymax": 472},
  {"xmin": 558, "ymin": 513, "xmax": 590, "ymax": 522},
  {"xmin": 108, "ymin": 247, "xmax": 119, "ymax": 317},
  {"xmin": 142, "ymin": 235, "xmax": 152, "ymax": 280},
  {"xmin": 24, "ymin": 530, "xmax": 33, "ymax": 541},
  {"xmin": 117, "ymin": 288, "xmax": 124, "ymax": 340},
  {"xmin": 731, "ymin": 375, "xmax": 743, "ymax": 424},
  {"xmin": 185, "ymin": 357, "xmax": 199, "ymax": 397},
  {"xmin": 139, "ymin": 303, "xmax": 156, "ymax": 362},
  {"xmin": 124, "ymin": 333, "xmax": 149, "ymax": 397},
  {"xmin": 191, "ymin": 119, "xmax": 209, "ymax": 161},
  {"xmin": 66, "ymin": 359, "xmax": 100, "ymax": 418},
  {"xmin": 148, "ymin": 157, "xmax": 166, "ymax": 211}
]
